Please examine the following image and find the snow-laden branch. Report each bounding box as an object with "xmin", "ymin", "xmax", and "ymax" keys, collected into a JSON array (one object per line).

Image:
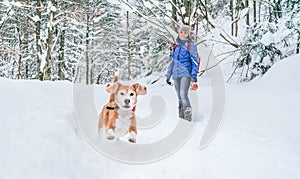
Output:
[
  {"xmin": 168, "ymin": 0, "xmax": 181, "ymax": 14},
  {"xmin": 189, "ymin": 0, "xmax": 198, "ymax": 24},
  {"xmin": 118, "ymin": 0, "xmax": 177, "ymax": 43},
  {"xmin": 146, "ymin": 0, "xmax": 178, "ymax": 26},
  {"xmin": 51, "ymin": 31, "xmax": 60, "ymax": 53},
  {"xmin": 141, "ymin": 3, "xmax": 176, "ymax": 42},
  {"xmin": 207, "ymin": 15, "xmax": 239, "ymax": 48},
  {"xmin": 0, "ymin": 8, "xmax": 12, "ymax": 31},
  {"xmin": 117, "ymin": 0, "xmax": 163, "ymax": 29},
  {"xmin": 0, "ymin": 0, "xmax": 39, "ymax": 9},
  {"xmin": 168, "ymin": 0, "xmax": 184, "ymax": 20}
]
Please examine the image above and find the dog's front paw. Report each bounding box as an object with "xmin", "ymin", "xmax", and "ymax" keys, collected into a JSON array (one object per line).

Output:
[
  {"xmin": 106, "ymin": 129, "xmax": 115, "ymax": 140},
  {"xmin": 128, "ymin": 131, "xmax": 136, "ymax": 143}
]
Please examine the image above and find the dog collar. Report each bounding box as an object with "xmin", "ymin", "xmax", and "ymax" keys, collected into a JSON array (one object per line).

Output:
[{"xmin": 106, "ymin": 105, "xmax": 119, "ymax": 110}]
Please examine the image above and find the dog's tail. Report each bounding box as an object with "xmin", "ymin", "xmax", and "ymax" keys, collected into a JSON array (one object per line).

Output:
[
  {"xmin": 114, "ymin": 72, "xmax": 119, "ymax": 82},
  {"xmin": 108, "ymin": 72, "xmax": 119, "ymax": 103}
]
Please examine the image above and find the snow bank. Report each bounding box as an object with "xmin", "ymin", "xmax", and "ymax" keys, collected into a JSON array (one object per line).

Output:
[
  {"xmin": 0, "ymin": 54, "xmax": 299, "ymax": 178},
  {"xmin": 258, "ymin": 54, "xmax": 300, "ymax": 87}
]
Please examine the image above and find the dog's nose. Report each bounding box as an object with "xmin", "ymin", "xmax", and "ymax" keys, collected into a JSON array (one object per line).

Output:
[{"xmin": 124, "ymin": 99, "xmax": 130, "ymax": 105}]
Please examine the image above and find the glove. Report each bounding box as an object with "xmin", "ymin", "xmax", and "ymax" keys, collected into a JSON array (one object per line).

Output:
[
  {"xmin": 190, "ymin": 78, "xmax": 198, "ymax": 90},
  {"xmin": 191, "ymin": 83, "xmax": 198, "ymax": 90},
  {"xmin": 166, "ymin": 78, "xmax": 172, "ymax": 85},
  {"xmin": 191, "ymin": 78, "xmax": 197, "ymax": 83}
]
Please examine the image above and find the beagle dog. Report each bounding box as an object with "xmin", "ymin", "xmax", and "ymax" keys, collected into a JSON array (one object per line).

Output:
[{"xmin": 98, "ymin": 74, "xmax": 147, "ymax": 143}]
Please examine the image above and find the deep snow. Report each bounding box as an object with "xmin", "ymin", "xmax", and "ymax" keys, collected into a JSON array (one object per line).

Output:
[{"xmin": 0, "ymin": 54, "xmax": 300, "ymax": 179}]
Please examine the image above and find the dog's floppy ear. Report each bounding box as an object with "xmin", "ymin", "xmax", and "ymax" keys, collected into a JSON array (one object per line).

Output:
[
  {"xmin": 132, "ymin": 83, "xmax": 147, "ymax": 95},
  {"xmin": 106, "ymin": 83, "xmax": 119, "ymax": 93}
]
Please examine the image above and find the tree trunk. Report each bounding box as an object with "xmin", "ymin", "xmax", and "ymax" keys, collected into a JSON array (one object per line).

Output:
[
  {"xmin": 235, "ymin": 20, "xmax": 238, "ymax": 37},
  {"xmin": 245, "ymin": 0, "xmax": 249, "ymax": 26},
  {"xmin": 43, "ymin": 8, "xmax": 54, "ymax": 81},
  {"xmin": 253, "ymin": 0, "xmax": 257, "ymax": 23},
  {"xmin": 195, "ymin": 17, "xmax": 199, "ymax": 42},
  {"xmin": 43, "ymin": 0, "xmax": 58, "ymax": 81},
  {"xmin": 25, "ymin": 19, "xmax": 29, "ymax": 79},
  {"xmin": 126, "ymin": 10, "xmax": 131, "ymax": 80},
  {"xmin": 17, "ymin": 26, "xmax": 22, "ymax": 79},
  {"xmin": 58, "ymin": 16, "xmax": 66, "ymax": 80},
  {"xmin": 183, "ymin": 0, "xmax": 191, "ymax": 24},
  {"xmin": 204, "ymin": 0, "xmax": 210, "ymax": 30},
  {"xmin": 258, "ymin": 0, "xmax": 261, "ymax": 22},
  {"xmin": 35, "ymin": 0, "xmax": 42, "ymax": 80},
  {"xmin": 85, "ymin": 14, "xmax": 90, "ymax": 85},
  {"xmin": 269, "ymin": 0, "xmax": 273, "ymax": 22},
  {"xmin": 297, "ymin": 33, "xmax": 300, "ymax": 54},
  {"xmin": 171, "ymin": 0, "xmax": 177, "ymax": 31},
  {"xmin": 90, "ymin": 20, "xmax": 95, "ymax": 84},
  {"xmin": 230, "ymin": 0, "xmax": 234, "ymax": 36},
  {"xmin": 235, "ymin": 0, "xmax": 240, "ymax": 36},
  {"xmin": 275, "ymin": 0, "xmax": 282, "ymax": 19}
]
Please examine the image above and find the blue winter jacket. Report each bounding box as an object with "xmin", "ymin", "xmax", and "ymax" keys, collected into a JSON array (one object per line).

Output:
[{"xmin": 166, "ymin": 39, "xmax": 198, "ymax": 80}]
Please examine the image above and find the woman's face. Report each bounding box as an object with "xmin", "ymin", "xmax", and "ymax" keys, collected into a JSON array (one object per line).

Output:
[{"xmin": 179, "ymin": 31, "xmax": 189, "ymax": 40}]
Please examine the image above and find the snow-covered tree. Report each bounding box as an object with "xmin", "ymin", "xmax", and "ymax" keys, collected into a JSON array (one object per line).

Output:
[
  {"xmin": 1, "ymin": 0, "xmax": 299, "ymax": 83},
  {"xmin": 229, "ymin": 0, "xmax": 300, "ymax": 81}
]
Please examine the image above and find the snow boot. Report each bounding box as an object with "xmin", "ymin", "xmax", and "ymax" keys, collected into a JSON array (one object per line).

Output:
[
  {"xmin": 178, "ymin": 106, "xmax": 184, "ymax": 118},
  {"xmin": 183, "ymin": 106, "xmax": 192, "ymax": 121}
]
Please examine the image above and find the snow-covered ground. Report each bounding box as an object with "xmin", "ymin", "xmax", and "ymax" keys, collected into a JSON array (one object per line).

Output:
[{"xmin": 0, "ymin": 54, "xmax": 300, "ymax": 179}]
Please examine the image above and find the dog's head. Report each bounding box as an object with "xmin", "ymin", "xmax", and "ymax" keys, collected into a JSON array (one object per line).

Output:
[{"xmin": 106, "ymin": 82, "xmax": 147, "ymax": 111}]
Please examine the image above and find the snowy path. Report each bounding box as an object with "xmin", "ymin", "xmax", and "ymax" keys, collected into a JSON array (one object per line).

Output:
[{"xmin": 73, "ymin": 84, "xmax": 198, "ymax": 163}]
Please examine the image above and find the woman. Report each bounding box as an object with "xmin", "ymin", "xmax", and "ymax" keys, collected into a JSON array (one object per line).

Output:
[{"xmin": 166, "ymin": 24, "xmax": 199, "ymax": 121}]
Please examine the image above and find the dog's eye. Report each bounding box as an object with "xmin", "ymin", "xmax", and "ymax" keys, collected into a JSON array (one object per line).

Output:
[
  {"xmin": 130, "ymin": 93, "xmax": 135, "ymax": 96},
  {"xmin": 120, "ymin": 92, "xmax": 125, "ymax": 95}
]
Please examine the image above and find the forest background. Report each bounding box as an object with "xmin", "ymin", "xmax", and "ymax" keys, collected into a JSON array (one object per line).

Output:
[{"xmin": 0, "ymin": 0, "xmax": 299, "ymax": 84}]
